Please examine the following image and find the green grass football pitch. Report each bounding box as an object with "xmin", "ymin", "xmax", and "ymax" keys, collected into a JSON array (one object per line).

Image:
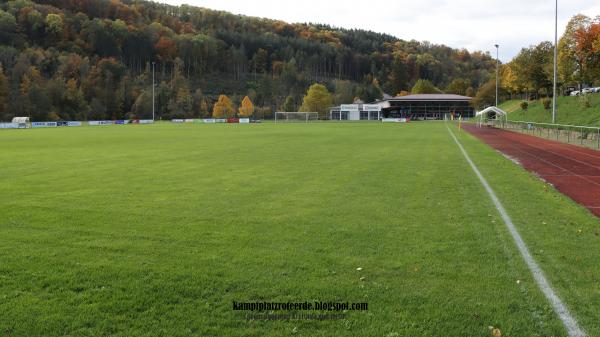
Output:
[{"xmin": 0, "ymin": 122, "xmax": 599, "ymax": 337}]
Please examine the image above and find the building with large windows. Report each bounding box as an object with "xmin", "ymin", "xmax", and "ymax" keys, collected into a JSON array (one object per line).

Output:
[
  {"xmin": 329, "ymin": 94, "xmax": 474, "ymax": 121},
  {"xmin": 329, "ymin": 102, "xmax": 382, "ymax": 121}
]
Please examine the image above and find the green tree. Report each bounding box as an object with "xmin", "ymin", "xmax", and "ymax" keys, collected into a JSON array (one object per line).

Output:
[
  {"xmin": 299, "ymin": 83, "xmax": 333, "ymax": 118},
  {"xmin": 131, "ymin": 90, "xmax": 152, "ymax": 119},
  {"xmin": 45, "ymin": 14, "xmax": 63, "ymax": 36},
  {"xmin": 472, "ymin": 79, "xmax": 501, "ymax": 109},
  {"xmin": 445, "ymin": 78, "xmax": 469, "ymax": 95},
  {"xmin": 411, "ymin": 79, "xmax": 442, "ymax": 94},
  {"xmin": 333, "ymin": 80, "xmax": 355, "ymax": 105},
  {"xmin": 511, "ymin": 43, "xmax": 553, "ymax": 99},
  {"xmin": 0, "ymin": 10, "xmax": 17, "ymax": 45},
  {"xmin": 529, "ymin": 42, "xmax": 553, "ymax": 96},
  {"xmin": 84, "ymin": 58, "xmax": 126, "ymax": 119},
  {"xmin": 168, "ymin": 85, "xmax": 192, "ymax": 118},
  {"xmin": 199, "ymin": 99, "xmax": 209, "ymax": 117},
  {"xmin": 20, "ymin": 67, "xmax": 50, "ymax": 121},
  {"xmin": 384, "ymin": 55, "xmax": 409, "ymax": 94},
  {"xmin": 64, "ymin": 78, "xmax": 89, "ymax": 120},
  {"xmin": 282, "ymin": 95, "xmax": 295, "ymax": 112},
  {"xmin": 0, "ymin": 64, "xmax": 8, "ymax": 118},
  {"xmin": 357, "ymin": 76, "xmax": 383, "ymax": 102},
  {"xmin": 252, "ymin": 48, "xmax": 268, "ymax": 75},
  {"xmin": 21, "ymin": 9, "xmax": 45, "ymax": 43}
]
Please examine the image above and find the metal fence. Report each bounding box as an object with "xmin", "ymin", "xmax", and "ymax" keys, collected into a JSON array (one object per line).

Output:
[{"xmin": 492, "ymin": 120, "xmax": 600, "ymax": 149}]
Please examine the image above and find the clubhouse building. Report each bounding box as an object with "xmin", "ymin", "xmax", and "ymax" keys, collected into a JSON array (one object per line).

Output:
[{"xmin": 329, "ymin": 94, "xmax": 474, "ymax": 121}]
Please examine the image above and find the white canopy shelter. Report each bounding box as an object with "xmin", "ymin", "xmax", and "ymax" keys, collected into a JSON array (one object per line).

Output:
[
  {"xmin": 12, "ymin": 117, "xmax": 30, "ymax": 124},
  {"xmin": 11, "ymin": 117, "xmax": 31, "ymax": 128},
  {"xmin": 475, "ymin": 106, "xmax": 508, "ymax": 127}
]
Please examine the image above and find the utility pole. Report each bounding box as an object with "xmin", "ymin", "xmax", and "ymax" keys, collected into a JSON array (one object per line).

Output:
[
  {"xmin": 152, "ymin": 62, "xmax": 155, "ymax": 121},
  {"xmin": 495, "ymin": 44, "xmax": 499, "ymax": 107},
  {"xmin": 552, "ymin": 0, "xmax": 558, "ymax": 124}
]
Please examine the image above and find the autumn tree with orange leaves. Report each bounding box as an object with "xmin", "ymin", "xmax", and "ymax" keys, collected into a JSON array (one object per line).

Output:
[
  {"xmin": 212, "ymin": 94, "xmax": 234, "ymax": 118},
  {"xmin": 558, "ymin": 15, "xmax": 600, "ymax": 89},
  {"xmin": 238, "ymin": 96, "xmax": 254, "ymax": 117}
]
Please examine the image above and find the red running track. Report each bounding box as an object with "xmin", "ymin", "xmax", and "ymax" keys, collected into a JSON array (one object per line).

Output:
[{"xmin": 463, "ymin": 124, "xmax": 600, "ymax": 217}]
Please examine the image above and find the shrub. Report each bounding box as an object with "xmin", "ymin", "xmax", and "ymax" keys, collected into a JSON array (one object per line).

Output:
[
  {"xmin": 542, "ymin": 98, "xmax": 551, "ymax": 110},
  {"xmin": 520, "ymin": 101, "xmax": 528, "ymax": 110},
  {"xmin": 579, "ymin": 94, "xmax": 591, "ymax": 108}
]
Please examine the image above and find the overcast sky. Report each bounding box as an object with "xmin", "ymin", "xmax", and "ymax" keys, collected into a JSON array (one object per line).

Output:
[{"xmin": 159, "ymin": 0, "xmax": 599, "ymax": 62}]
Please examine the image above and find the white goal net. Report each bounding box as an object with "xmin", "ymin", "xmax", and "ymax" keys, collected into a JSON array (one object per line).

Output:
[{"xmin": 275, "ymin": 112, "xmax": 319, "ymax": 123}]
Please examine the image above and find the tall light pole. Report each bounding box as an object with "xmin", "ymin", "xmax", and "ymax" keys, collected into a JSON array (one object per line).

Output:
[
  {"xmin": 152, "ymin": 61, "xmax": 155, "ymax": 121},
  {"xmin": 495, "ymin": 44, "xmax": 499, "ymax": 107},
  {"xmin": 552, "ymin": 0, "xmax": 558, "ymax": 124}
]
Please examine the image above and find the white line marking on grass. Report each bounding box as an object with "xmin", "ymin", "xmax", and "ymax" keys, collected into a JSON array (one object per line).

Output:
[{"xmin": 446, "ymin": 125, "xmax": 586, "ymax": 337}]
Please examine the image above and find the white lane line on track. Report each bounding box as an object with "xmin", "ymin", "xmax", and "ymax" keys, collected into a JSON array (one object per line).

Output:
[
  {"xmin": 513, "ymin": 140, "xmax": 600, "ymax": 171},
  {"xmin": 488, "ymin": 129, "xmax": 600, "ymax": 171},
  {"xmin": 498, "ymin": 141, "xmax": 600, "ymax": 189},
  {"xmin": 509, "ymin": 131, "xmax": 600, "ymax": 161},
  {"xmin": 446, "ymin": 124, "xmax": 586, "ymax": 337}
]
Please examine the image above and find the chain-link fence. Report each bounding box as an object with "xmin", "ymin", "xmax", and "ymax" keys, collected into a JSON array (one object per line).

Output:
[{"xmin": 492, "ymin": 120, "xmax": 600, "ymax": 149}]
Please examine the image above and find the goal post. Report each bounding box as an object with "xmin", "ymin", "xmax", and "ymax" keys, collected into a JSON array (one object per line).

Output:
[{"xmin": 275, "ymin": 112, "xmax": 319, "ymax": 123}]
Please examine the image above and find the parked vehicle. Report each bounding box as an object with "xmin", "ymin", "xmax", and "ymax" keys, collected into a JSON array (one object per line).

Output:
[
  {"xmin": 582, "ymin": 88, "xmax": 594, "ymax": 94},
  {"xmin": 564, "ymin": 86, "xmax": 577, "ymax": 96},
  {"xmin": 570, "ymin": 90, "xmax": 580, "ymax": 96}
]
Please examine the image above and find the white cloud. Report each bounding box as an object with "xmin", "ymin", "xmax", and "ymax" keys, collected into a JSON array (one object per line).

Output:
[{"xmin": 158, "ymin": 0, "xmax": 599, "ymax": 62}]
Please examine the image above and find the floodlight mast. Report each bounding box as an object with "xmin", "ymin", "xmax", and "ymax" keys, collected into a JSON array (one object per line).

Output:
[
  {"xmin": 495, "ymin": 44, "xmax": 499, "ymax": 107},
  {"xmin": 552, "ymin": 0, "xmax": 558, "ymax": 124},
  {"xmin": 152, "ymin": 61, "xmax": 155, "ymax": 121}
]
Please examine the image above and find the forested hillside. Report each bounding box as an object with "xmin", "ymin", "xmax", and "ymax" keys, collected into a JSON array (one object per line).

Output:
[{"xmin": 0, "ymin": 0, "xmax": 496, "ymax": 121}]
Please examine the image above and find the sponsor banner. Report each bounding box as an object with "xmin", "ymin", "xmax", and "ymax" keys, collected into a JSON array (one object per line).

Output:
[
  {"xmin": 202, "ymin": 119, "xmax": 216, "ymax": 123},
  {"xmin": 239, "ymin": 118, "xmax": 250, "ymax": 124},
  {"xmin": 57, "ymin": 121, "xmax": 82, "ymax": 127},
  {"xmin": 382, "ymin": 118, "xmax": 409, "ymax": 123},
  {"xmin": 32, "ymin": 122, "xmax": 58, "ymax": 128},
  {"xmin": 0, "ymin": 123, "xmax": 19, "ymax": 129},
  {"xmin": 362, "ymin": 104, "xmax": 382, "ymax": 112},
  {"xmin": 227, "ymin": 118, "xmax": 239, "ymax": 123},
  {"xmin": 340, "ymin": 104, "xmax": 359, "ymax": 111},
  {"xmin": 88, "ymin": 120, "xmax": 113, "ymax": 126},
  {"xmin": 172, "ymin": 119, "xmax": 185, "ymax": 123},
  {"xmin": 215, "ymin": 119, "xmax": 227, "ymax": 123},
  {"xmin": 115, "ymin": 120, "xmax": 126, "ymax": 125},
  {"xmin": 184, "ymin": 119, "xmax": 194, "ymax": 123},
  {"xmin": 139, "ymin": 119, "xmax": 154, "ymax": 124}
]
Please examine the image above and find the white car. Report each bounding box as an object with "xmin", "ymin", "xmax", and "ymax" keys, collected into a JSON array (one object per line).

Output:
[
  {"xmin": 593, "ymin": 87, "xmax": 600, "ymax": 93},
  {"xmin": 570, "ymin": 90, "xmax": 580, "ymax": 96},
  {"xmin": 582, "ymin": 88, "xmax": 594, "ymax": 94}
]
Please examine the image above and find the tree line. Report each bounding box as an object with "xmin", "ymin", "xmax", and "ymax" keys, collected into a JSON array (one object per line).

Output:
[
  {"xmin": 472, "ymin": 14, "xmax": 600, "ymax": 109},
  {"xmin": 0, "ymin": 0, "xmax": 497, "ymax": 121}
]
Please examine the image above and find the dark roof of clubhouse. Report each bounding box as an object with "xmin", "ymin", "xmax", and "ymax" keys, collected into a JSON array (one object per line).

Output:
[{"xmin": 387, "ymin": 94, "xmax": 472, "ymax": 101}]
